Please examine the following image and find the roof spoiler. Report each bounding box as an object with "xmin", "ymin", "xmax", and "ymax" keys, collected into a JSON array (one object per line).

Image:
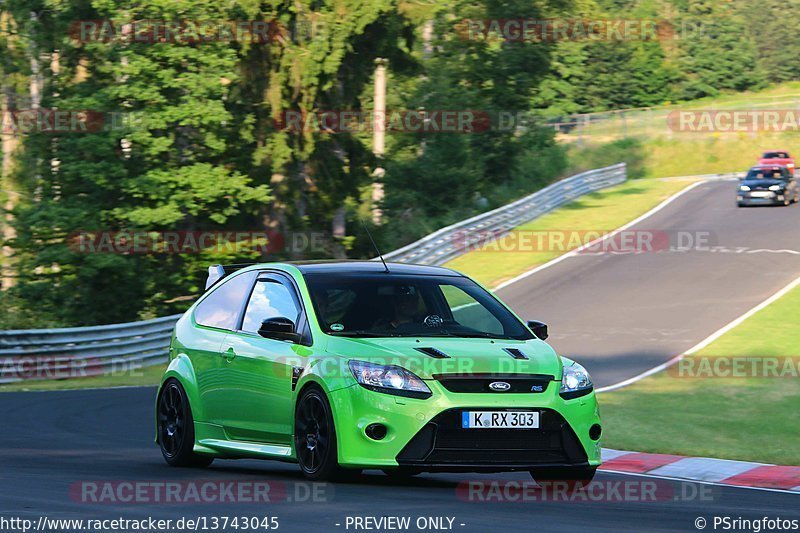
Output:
[{"xmin": 205, "ymin": 263, "xmax": 255, "ymax": 290}]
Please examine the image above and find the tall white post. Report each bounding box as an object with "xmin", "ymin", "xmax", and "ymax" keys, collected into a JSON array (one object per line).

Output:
[{"xmin": 372, "ymin": 58, "xmax": 387, "ymax": 224}]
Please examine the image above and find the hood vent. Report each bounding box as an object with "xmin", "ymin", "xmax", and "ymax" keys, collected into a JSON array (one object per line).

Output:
[
  {"xmin": 415, "ymin": 347, "xmax": 451, "ymax": 359},
  {"xmin": 503, "ymin": 348, "xmax": 529, "ymax": 360}
]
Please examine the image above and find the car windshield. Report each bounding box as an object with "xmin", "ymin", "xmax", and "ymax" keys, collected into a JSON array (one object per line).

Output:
[
  {"xmin": 304, "ymin": 273, "xmax": 534, "ymax": 340},
  {"xmin": 762, "ymin": 152, "xmax": 789, "ymax": 159},
  {"xmin": 747, "ymin": 168, "xmax": 787, "ymax": 180}
]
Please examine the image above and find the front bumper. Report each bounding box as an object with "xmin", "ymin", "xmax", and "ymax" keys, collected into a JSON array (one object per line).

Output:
[
  {"xmin": 738, "ymin": 191, "xmax": 785, "ymax": 205},
  {"xmin": 328, "ymin": 379, "xmax": 602, "ymax": 471}
]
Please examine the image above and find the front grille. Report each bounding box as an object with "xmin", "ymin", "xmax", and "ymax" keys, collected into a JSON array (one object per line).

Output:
[
  {"xmin": 396, "ymin": 408, "xmax": 587, "ymax": 467},
  {"xmin": 433, "ymin": 373, "xmax": 554, "ymax": 394}
]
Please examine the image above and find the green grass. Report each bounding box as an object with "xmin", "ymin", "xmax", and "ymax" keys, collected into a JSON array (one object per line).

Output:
[
  {"xmin": 564, "ymin": 81, "xmax": 800, "ymax": 178},
  {"xmin": 565, "ymin": 81, "xmax": 800, "ymax": 140},
  {"xmin": 608, "ymin": 134, "xmax": 800, "ymax": 179},
  {"xmin": 600, "ymin": 283, "xmax": 800, "ymax": 466},
  {"xmin": 445, "ymin": 178, "xmax": 693, "ymax": 288},
  {"xmin": 0, "ymin": 363, "xmax": 165, "ymax": 393}
]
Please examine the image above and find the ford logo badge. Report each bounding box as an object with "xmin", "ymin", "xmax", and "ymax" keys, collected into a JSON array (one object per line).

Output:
[{"xmin": 489, "ymin": 381, "xmax": 511, "ymax": 392}]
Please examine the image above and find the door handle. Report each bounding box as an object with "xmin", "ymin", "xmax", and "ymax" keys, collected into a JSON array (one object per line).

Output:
[{"xmin": 223, "ymin": 347, "xmax": 236, "ymax": 363}]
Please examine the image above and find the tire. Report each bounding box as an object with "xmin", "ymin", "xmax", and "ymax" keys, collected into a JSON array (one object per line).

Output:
[
  {"xmin": 737, "ymin": 202, "xmax": 746, "ymax": 208},
  {"xmin": 530, "ymin": 466, "xmax": 597, "ymax": 487},
  {"xmin": 294, "ymin": 386, "xmax": 350, "ymax": 481},
  {"xmin": 157, "ymin": 379, "xmax": 214, "ymax": 468}
]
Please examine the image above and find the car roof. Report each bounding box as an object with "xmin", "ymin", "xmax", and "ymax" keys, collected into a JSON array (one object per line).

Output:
[{"xmin": 288, "ymin": 260, "xmax": 462, "ymax": 277}]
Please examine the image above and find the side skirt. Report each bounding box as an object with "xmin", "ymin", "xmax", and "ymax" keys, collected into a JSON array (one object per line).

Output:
[{"xmin": 197, "ymin": 438, "xmax": 294, "ymax": 461}]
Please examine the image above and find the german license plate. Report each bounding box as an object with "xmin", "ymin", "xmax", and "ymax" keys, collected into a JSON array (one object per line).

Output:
[{"xmin": 461, "ymin": 411, "xmax": 539, "ymax": 429}]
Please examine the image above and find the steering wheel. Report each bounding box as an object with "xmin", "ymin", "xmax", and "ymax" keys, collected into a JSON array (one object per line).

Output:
[{"xmin": 423, "ymin": 315, "xmax": 445, "ymax": 328}]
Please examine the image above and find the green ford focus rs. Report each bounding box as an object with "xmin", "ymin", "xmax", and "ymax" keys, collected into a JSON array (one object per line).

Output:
[{"xmin": 156, "ymin": 261, "xmax": 602, "ymax": 482}]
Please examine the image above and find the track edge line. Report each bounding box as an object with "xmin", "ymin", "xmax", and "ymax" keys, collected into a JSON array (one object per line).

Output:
[
  {"xmin": 597, "ymin": 273, "xmax": 800, "ymax": 393},
  {"xmin": 493, "ymin": 180, "xmax": 705, "ymax": 292}
]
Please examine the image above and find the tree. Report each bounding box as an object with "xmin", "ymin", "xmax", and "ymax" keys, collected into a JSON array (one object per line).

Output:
[
  {"xmin": 8, "ymin": 0, "xmax": 270, "ymax": 325},
  {"xmin": 735, "ymin": 0, "xmax": 800, "ymax": 83},
  {"xmin": 382, "ymin": 0, "xmax": 568, "ymax": 247},
  {"xmin": 673, "ymin": 1, "xmax": 762, "ymax": 99}
]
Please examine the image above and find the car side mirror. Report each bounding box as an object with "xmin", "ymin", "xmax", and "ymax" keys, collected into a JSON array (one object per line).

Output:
[
  {"xmin": 527, "ymin": 320, "xmax": 549, "ymax": 340},
  {"xmin": 258, "ymin": 317, "xmax": 301, "ymax": 343}
]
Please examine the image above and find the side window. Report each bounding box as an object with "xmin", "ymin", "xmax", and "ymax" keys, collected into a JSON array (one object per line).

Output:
[
  {"xmin": 194, "ymin": 271, "xmax": 257, "ymax": 330},
  {"xmin": 241, "ymin": 279, "xmax": 301, "ymax": 334}
]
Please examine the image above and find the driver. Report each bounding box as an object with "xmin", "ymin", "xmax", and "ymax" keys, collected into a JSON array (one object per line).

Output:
[{"xmin": 377, "ymin": 285, "xmax": 421, "ymax": 330}]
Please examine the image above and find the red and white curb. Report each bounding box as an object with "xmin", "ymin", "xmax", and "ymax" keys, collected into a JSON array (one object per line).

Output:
[{"xmin": 600, "ymin": 449, "xmax": 800, "ymax": 492}]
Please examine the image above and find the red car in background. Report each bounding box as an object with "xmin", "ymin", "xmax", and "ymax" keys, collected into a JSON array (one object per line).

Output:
[{"xmin": 758, "ymin": 150, "xmax": 795, "ymax": 175}]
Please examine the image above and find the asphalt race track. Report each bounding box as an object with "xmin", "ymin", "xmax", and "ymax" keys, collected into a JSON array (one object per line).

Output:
[
  {"xmin": 498, "ymin": 180, "xmax": 800, "ymax": 387},
  {"xmin": 1, "ymin": 387, "xmax": 799, "ymax": 532},
  {"xmin": 1, "ymin": 179, "xmax": 799, "ymax": 532}
]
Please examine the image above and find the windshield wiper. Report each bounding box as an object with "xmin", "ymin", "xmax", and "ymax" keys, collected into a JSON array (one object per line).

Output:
[
  {"xmin": 455, "ymin": 332, "xmax": 512, "ymax": 339},
  {"xmin": 328, "ymin": 330, "xmax": 401, "ymax": 338},
  {"xmin": 420, "ymin": 330, "xmax": 511, "ymax": 339}
]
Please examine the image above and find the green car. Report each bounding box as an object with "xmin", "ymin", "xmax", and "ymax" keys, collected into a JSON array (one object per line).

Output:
[{"xmin": 156, "ymin": 261, "xmax": 602, "ymax": 482}]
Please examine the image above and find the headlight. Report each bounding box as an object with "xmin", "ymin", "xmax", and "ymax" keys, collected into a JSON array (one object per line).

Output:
[
  {"xmin": 739, "ymin": 185, "xmax": 751, "ymax": 191},
  {"xmin": 348, "ymin": 360, "xmax": 432, "ymax": 399},
  {"xmin": 560, "ymin": 359, "xmax": 593, "ymax": 399},
  {"xmin": 769, "ymin": 185, "xmax": 784, "ymax": 192}
]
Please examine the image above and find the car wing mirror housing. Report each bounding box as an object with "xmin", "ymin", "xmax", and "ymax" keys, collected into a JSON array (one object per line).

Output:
[
  {"xmin": 527, "ymin": 320, "xmax": 549, "ymax": 340},
  {"xmin": 258, "ymin": 317, "xmax": 301, "ymax": 343}
]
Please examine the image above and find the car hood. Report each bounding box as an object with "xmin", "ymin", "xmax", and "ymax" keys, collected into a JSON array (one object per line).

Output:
[
  {"xmin": 323, "ymin": 336, "xmax": 563, "ymax": 379},
  {"xmin": 741, "ymin": 178, "xmax": 786, "ymax": 188}
]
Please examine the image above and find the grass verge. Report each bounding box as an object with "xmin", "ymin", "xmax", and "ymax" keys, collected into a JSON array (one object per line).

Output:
[
  {"xmin": 563, "ymin": 81, "xmax": 800, "ymax": 178},
  {"xmin": 445, "ymin": 178, "xmax": 693, "ymax": 288},
  {"xmin": 0, "ymin": 363, "xmax": 165, "ymax": 393},
  {"xmin": 601, "ymin": 134, "xmax": 800, "ymax": 179},
  {"xmin": 600, "ymin": 281, "xmax": 800, "ymax": 466}
]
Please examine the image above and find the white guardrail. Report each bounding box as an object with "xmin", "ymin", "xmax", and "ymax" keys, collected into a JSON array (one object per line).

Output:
[
  {"xmin": 0, "ymin": 315, "xmax": 181, "ymax": 384},
  {"xmin": 0, "ymin": 163, "xmax": 626, "ymax": 383},
  {"xmin": 383, "ymin": 163, "xmax": 627, "ymax": 265}
]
